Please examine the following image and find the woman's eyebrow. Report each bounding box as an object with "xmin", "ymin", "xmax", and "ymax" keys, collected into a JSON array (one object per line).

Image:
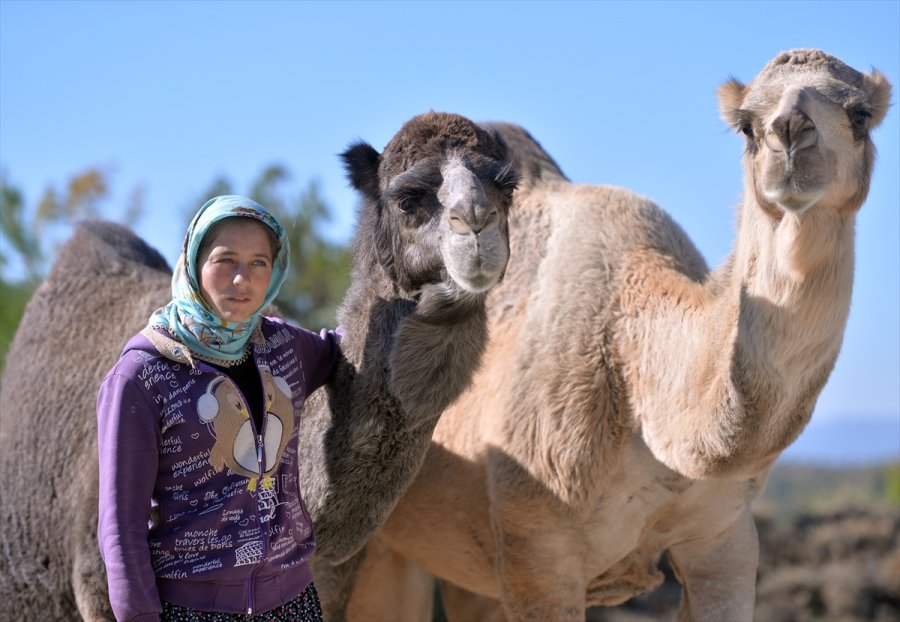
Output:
[{"xmin": 209, "ymin": 248, "xmax": 271, "ymax": 260}]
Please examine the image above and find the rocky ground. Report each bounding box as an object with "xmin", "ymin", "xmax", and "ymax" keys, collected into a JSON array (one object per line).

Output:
[{"xmin": 588, "ymin": 505, "xmax": 900, "ymax": 622}]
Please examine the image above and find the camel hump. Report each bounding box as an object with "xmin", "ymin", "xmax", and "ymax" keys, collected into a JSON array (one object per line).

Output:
[
  {"xmin": 480, "ymin": 122, "xmax": 569, "ymax": 187},
  {"xmin": 78, "ymin": 220, "xmax": 170, "ymax": 271},
  {"xmin": 46, "ymin": 220, "xmax": 171, "ymax": 284}
]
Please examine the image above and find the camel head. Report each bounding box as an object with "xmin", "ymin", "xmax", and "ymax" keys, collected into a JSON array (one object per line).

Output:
[
  {"xmin": 341, "ymin": 111, "xmax": 519, "ymax": 296},
  {"xmin": 717, "ymin": 49, "xmax": 891, "ymax": 216}
]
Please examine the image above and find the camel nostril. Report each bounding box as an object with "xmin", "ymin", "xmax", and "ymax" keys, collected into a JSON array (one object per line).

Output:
[
  {"xmin": 793, "ymin": 123, "xmax": 818, "ymax": 151},
  {"xmin": 448, "ymin": 205, "xmax": 499, "ymax": 236},
  {"xmin": 768, "ymin": 109, "xmax": 817, "ymax": 154},
  {"xmin": 765, "ymin": 129, "xmax": 787, "ymax": 153},
  {"xmin": 449, "ymin": 213, "xmax": 473, "ymax": 235}
]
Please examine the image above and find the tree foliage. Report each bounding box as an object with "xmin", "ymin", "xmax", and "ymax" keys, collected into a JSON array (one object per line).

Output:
[
  {"xmin": 1, "ymin": 170, "xmax": 41, "ymax": 280},
  {"xmin": 0, "ymin": 279, "xmax": 34, "ymax": 374},
  {"xmin": 1, "ymin": 167, "xmax": 143, "ymax": 281}
]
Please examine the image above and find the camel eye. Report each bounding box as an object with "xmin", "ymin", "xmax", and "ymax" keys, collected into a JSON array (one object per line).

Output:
[
  {"xmin": 847, "ymin": 108, "xmax": 872, "ymax": 139},
  {"xmin": 492, "ymin": 161, "xmax": 520, "ymax": 197},
  {"xmin": 394, "ymin": 189, "xmax": 424, "ymax": 213},
  {"xmin": 740, "ymin": 122, "xmax": 754, "ymax": 139},
  {"xmin": 851, "ymin": 109, "xmax": 871, "ymax": 129}
]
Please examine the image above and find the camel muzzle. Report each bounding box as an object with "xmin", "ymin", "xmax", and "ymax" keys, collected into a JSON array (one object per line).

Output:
[{"xmin": 765, "ymin": 107, "xmax": 818, "ymax": 155}]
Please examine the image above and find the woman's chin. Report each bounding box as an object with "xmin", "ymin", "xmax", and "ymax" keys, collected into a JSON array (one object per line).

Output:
[{"xmin": 216, "ymin": 309, "xmax": 253, "ymax": 324}]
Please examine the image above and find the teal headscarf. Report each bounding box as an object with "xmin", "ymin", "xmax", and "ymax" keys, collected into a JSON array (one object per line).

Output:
[{"xmin": 148, "ymin": 195, "xmax": 290, "ymax": 365}]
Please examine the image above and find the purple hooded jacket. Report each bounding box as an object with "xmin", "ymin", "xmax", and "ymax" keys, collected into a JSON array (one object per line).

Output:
[{"xmin": 97, "ymin": 317, "xmax": 340, "ymax": 621}]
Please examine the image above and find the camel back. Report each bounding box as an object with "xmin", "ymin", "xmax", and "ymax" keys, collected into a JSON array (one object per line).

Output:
[{"xmin": 482, "ymin": 122, "xmax": 568, "ymax": 189}]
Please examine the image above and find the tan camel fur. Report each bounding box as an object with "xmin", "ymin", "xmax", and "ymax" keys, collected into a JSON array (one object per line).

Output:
[{"xmin": 324, "ymin": 50, "xmax": 892, "ymax": 621}]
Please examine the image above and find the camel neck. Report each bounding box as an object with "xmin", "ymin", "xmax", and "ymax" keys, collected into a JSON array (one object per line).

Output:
[{"xmin": 623, "ymin": 197, "xmax": 857, "ymax": 479}]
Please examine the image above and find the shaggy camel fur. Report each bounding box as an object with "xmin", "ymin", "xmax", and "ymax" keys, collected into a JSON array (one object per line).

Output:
[
  {"xmin": 321, "ymin": 50, "xmax": 892, "ymax": 621},
  {"xmin": 0, "ymin": 111, "xmax": 518, "ymax": 620}
]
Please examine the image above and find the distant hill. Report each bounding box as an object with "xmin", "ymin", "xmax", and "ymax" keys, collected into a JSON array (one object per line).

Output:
[{"xmin": 779, "ymin": 416, "xmax": 900, "ymax": 465}]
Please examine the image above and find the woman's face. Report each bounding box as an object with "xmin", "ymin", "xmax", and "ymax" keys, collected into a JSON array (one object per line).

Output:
[{"xmin": 198, "ymin": 219, "xmax": 274, "ymax": 323}]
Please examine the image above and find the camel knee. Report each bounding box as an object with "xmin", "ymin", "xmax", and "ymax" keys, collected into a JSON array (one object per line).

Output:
[{"xmin": 72, "ymin": 552, "xmax": 114, "ymax": 621}]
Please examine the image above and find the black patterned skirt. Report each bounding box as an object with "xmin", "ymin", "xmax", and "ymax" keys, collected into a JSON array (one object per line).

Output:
[{"xmin": 160, "ymin": 582, "xmax": 323, "ymax": 621}]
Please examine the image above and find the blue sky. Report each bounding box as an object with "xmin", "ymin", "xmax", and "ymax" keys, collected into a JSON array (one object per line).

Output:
[{"xmin": 2, "ymin": 1, "xmax": 898, "ymax": 460}]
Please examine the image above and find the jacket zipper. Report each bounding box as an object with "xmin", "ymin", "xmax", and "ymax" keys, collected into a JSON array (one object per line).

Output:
[
  {"xmin": 194, "ymin": 357, "xmax": 269, "ymax": 616},
  {"xmin": 246, "ymin": 361, "xmax": 268, "ymax": 616}
]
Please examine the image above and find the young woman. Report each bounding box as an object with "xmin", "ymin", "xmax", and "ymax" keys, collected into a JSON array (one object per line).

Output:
[{"xmin": 97, "ymin": 195, "xmax": 338, "ymax": 621}]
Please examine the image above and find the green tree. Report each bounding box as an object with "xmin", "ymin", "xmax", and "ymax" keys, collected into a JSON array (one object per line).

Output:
[
  {"xmin": 1, "ymin": 172, "xmax": 41, "ymax": 280},
  {"xmin": 190, "ymin": 165, "xmax": 351, "ymax": 329},
  {"xmin": 2, "ymin": 167, "xmax": 143, "ymax": 280},
  {"xmin": 0, "ymin": 279, "xmax": 35, "ymax": 374},
  {"xmin": 1, "ymin": 173, "xmax": 40, "ymax": 374}
]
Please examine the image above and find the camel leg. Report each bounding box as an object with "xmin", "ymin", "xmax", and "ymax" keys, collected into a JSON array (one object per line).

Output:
[
  {"xmin": 488, "ymin": 457, "xmax": 586, "ymax": 622},
  {"xmin": 666, "ymin": 508, "xmax": 758, "ymax": 622},
  {"xmin": 344, "ymin": 537, "xmax": 435, "ymax": 622},
  {"xmin": 493, "ymin": 525, "xmax": 586, "ymax": 622},
  {"xmin": 72, "ymin": 548, "xmax": 114, "ymax": 621},
  {"xmin": 439, "ymin": 580, "xmax": 506, "ymax": 622},
  {"xmin": 72, "ymin": 513, "xmax": 115, "ymax": 620},
  {"xmin": 311, "ymin": 547, "xmax": 368, "ymax": 622}
]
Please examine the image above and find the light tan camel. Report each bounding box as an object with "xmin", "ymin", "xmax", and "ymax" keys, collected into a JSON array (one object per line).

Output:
[{"xmin": 321, "ymin": 50, "xmax": 892, "ymax": 621}]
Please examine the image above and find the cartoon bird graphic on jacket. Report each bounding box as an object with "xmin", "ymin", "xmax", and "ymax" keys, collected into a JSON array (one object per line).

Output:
[{"xmin": 198, "ymin": 368, "xmax": 295, "ymax": 486}]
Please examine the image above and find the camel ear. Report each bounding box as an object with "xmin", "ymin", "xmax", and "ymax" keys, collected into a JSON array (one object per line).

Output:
[
  {"xmin": 342, "ymin": 141, "xmax": 382, "ymax": 202},
  {"xmin": 717, "ymin": 78, "xmax": 747, "ymax": 131},
  {"xmin": 864, "ymin": 69, "xmax": 892, "ymax": 128}
]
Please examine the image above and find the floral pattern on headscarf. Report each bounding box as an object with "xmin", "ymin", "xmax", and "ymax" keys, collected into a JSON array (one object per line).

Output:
[{"xmin": 148, "ymin": 195, "xmax": 290, "ymax": 364}]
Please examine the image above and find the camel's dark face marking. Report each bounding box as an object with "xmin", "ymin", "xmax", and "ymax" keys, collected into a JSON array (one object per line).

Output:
[{"xmin": 342, "ymin": 111, "xmax": 518, "ymax": 295}]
